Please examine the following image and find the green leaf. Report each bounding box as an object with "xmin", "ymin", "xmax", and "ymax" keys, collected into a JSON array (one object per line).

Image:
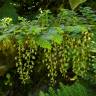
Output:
[
  {"xmin": 48, "ymin": 87, "xmax": 56, "ymax": 96},
  {"xmin": 69, "ymin": 0, "xmax": 87, "ymax": 10},
  {"xmin": 52, "ymin": 33, "xmax": 63, "ymax": 44},
  {"xmin": 5, "ymin": 25, "xmax": 19, "ymax": 33},
  {"xmin": 39, "ymin": 91, "xmax": 45, "ymax": 96},
  {"xmin": 64, "ymin": 25, "xmax": 88, "ymax": 33},
  {"xmin": 0, "ymin": 34, "xmax": 9, "ymax": 41},
  {"xmin": 29, "ymin": 25, "xmax": 43, "ymax": 35},
  {"xmin": 36, "ymin": 36, "xmax": 51, "ymax": 49},
  {"xmin": 15, "ymin": 33, "xmax": 25, "ymax": 45}
]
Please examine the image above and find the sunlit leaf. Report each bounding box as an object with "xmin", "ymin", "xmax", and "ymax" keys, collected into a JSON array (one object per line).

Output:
[{"xmin": 69, "ymin": 0, "xmax": 87, "ymax": 10}]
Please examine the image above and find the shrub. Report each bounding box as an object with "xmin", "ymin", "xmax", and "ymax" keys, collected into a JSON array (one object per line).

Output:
[{"xmin": 0, "ymin": 7, "xmax": 96, "ymax": 86}]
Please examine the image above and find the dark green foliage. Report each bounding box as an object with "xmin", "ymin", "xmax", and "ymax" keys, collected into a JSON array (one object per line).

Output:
[
  {"xmin": 0, "ymin": 7, "xmax": 96, "ymax": 96},
  {"xmin": 0, "ymin": 0, "xmax": 87, "ymax": 20},
  {"xmin": 39, "ymin": 83, "xmax": 88, "ymax": 96},
  {"xmin": 0, "ymin": 0, "xmax": 18, "ymax": 22}
]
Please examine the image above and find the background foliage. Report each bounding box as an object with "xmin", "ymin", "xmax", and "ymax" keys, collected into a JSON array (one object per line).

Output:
[{"xmin": 0, "ymin": 0, "xmax": 87, "ymax": 20}]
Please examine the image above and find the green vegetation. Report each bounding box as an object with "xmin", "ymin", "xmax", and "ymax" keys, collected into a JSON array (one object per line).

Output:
[
  {"xmin": 39, "ymin": 83, "xmax": 88, "ymax": 96},
  {"xmin": 0, "ymin": 0, "xmax": 96, "ymax": 96},
  {"xmin": 0, "ymin": 0, "xmax": 87, "ymax": 20}
]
